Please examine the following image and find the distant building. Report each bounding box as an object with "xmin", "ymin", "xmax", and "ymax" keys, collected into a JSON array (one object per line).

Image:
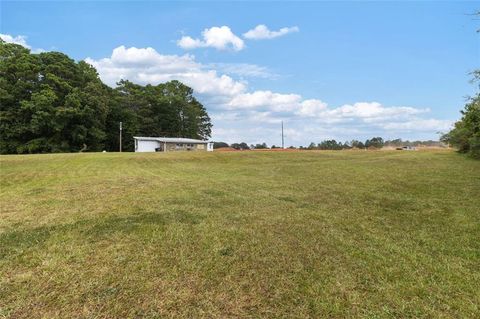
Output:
[
  {"xmin": 134, "ymin": 137, "xmax": 213, "ymax": 153},
  {"xmin": 396, "ymin": 146, "xmax": 416, "ymax": 151}
]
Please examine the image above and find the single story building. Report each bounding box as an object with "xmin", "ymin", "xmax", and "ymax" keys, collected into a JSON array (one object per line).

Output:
[
  {"xmin": 134, "ymin": 137, "xmax": 214, "ymax": 152},
  {"xmin": 396, "ymin": 146, "xmax": 416, "ymax": 151}
]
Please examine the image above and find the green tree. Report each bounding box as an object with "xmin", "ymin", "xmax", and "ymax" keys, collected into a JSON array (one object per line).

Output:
[
  {"xmin": 318, "ymin": 139, "xmax": 342, "ymax": 150},
  {"xmin": 365, "ymin": 137, "xmax": 384, "ymax": 149},
  {"xmin": 350, "ymin": 140, "xmax": 365, "ymax": 149},
  {"xmin": 441, "ymin": 76, "xmax": 480, "ymax": 158},
  {"xmin": 255, "ymin": 142, "xmax": 268, "ymax": 149},
  {"xmin": 239, "ymin": 142, "xmax": 250, "ymax": 150},
  {"xmin": 213, "ymin": 141, "xmax": 229, "ymax": 149},
  {"xmin": 0, "ymin": 41, "xmax": 110, "ymax": 153},
  {"xmin": 231, "ymin": 142, "xmax": 249, "ymax": 150}
]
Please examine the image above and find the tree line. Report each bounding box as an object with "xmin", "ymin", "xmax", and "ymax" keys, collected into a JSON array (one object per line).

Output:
[
  {"xmin": 0, "ymin": 40, "xmax": 212, "ymax": 154},
  {"xmin": 213, "ymin": 137, "xmax": 446, "ymax": 150}
]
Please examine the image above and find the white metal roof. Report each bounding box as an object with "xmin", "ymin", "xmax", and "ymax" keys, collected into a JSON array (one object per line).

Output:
[{"xmin": 133, "ymin": 136, "xmax": 209, "ymax": 144}]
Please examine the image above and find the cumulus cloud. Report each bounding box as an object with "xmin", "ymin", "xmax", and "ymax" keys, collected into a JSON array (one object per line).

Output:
[
  {"xmin": 322, "ymin": 102, "xmax": 428, "ymax": 122},
  {"xmin": 176, "ymin": 36, "xmax": 204, "ymax": 50},
  {"xmin": 85, "ymin": 45, "xmax": 246, "ymax": 96},
  {"xmin": 177, "ymin": 26, "xmax": 244, "ymax": 51},
  {"xmin": 243, "ymin": 25, "xmax": 299, "ymax": 40},
  {"xmin": 297, "ymin": 99, "xmax": 328, "ymax": 117},
  {"xmin": 0, "ymin": 33, "xmax": 45, "ymax": 53},
  {"xmin": 227, "ymin": 91, "xmax": 302, "ymax": 112},
  {"xmin": 86, "ymin": 45, "xmax": 451, "ymax": 145},
  {"xmin": 0, "ymin": 33, "xmax": 30, "ymax": 48},
  {"xmin": 176, "ymin": 24, "xmax": 298, "ymax": 51}
]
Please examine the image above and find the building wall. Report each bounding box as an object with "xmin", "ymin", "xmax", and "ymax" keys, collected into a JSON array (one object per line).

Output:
[
  {"xmin": 136, "ymin": 140, "xmax": 159, "ymax": 152},
  {"xmin": 164, "ymin": 142, "xmax": 207, "ymax": 152}
]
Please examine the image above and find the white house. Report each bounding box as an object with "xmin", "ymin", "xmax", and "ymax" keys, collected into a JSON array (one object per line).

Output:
[{"xmin": 134, "ymin": 137, "xmax": 214, "ymax": 152}]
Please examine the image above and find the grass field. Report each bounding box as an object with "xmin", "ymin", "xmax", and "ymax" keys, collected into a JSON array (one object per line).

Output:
[{"xmin": 1, "ymin": 150, "xmax": 479, "ymax": 318}]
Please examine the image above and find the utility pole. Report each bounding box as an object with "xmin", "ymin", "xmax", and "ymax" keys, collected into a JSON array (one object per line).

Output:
[
  {"xmin": 281, "ymin": 121, "xmax": 284, "ymax": 149},
  {"xmin": 119, "ymin": 121, "xmax": 122, "ymax": 152}
]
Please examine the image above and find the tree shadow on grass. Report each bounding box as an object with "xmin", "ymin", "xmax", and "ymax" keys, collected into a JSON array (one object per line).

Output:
[{"xmin": 0, "ymin": 210, "xmax": 204, "ymax": 260}]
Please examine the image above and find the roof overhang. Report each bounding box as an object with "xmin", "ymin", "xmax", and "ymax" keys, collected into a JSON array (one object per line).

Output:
[{"xmin": 133, "ymin": 137, "xmax": 210, "ymax": 144}]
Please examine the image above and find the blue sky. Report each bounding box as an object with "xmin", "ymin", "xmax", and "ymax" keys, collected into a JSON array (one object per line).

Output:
[{"xmin": 1, "ymin": 1, "xmax": 479, "ymax": 146}]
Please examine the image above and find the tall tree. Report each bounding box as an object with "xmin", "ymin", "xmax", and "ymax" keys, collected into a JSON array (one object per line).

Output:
[
  {"xmin": 0, "ymin": 41, "xmax": 110, "ymax": 153},
  {"xmin": 365, "ymin": 137, "xmax": 384, "ymax": 149},
  {"xmin": 441, "ymin": 72, "xmax": 480, "ymax": 158}
]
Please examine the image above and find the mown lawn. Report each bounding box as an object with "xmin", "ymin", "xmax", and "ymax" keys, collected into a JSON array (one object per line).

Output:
[{"xmin": 0, "ymin": 150, "xmax": 479, "ymax": 318}]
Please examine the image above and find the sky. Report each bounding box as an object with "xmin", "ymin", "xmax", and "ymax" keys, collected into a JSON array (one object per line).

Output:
[{"xmin": 1, "ymin": 1, "xmax": 479, "ymax": 146}]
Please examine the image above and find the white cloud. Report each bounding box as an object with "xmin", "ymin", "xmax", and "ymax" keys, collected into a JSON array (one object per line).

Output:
[
  {"xmin": 1, "ymin": 33, "xmax": 30, "ymax": 48},
  {"xmin": 86, "ymin": 45, "xmax": 452, "ymax": 145},
  {"xmin": 325, "ymin": 102, "xmax": 427, "ymax": 120},
  {"xmin": 1, "ymin": 33, "xmax": 45, "ymax": 53},
  {"xmin": 108, "ymin": 45, "xmax": 198, "ymax": 69},
  {"xmin": 227, "ymin": 91, "xmax": 302, "ymax": 112},
  {"xmin": 85, "ymin": 45, "xmax": 246, "ymax": 96},
  {"xmin": 176, "ymin": 36, "xmax": 204, "ymax": 50},
  {"xmin": 177, "ymin": 26, "xmax": 244, "ymax": 51},
  {"xmin": 297, "ymin": 99, "xmax": 328, "ymax": 117},
  {"xmin": 243, "ymin": 25, "xmax": 299, "ymax": 40}
]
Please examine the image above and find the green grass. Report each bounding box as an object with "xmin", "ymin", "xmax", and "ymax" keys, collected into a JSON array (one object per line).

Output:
[{"xmin": 1, "ymin": 150, "xmax": 479, "ymax": 318}]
